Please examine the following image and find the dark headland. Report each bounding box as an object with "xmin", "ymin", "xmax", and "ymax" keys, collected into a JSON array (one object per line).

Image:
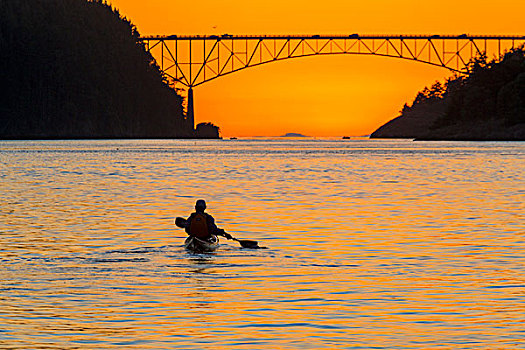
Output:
[
  {"xmin": 0, "ymin": 0, "xmax": 219, "ymax": 139},
  {"xmin": 371, "ymin": 47, "xmax": 525, "ymax": 141}
]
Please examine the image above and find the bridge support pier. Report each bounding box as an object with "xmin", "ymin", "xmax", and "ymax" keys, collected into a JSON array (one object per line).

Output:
[{"xmin": 187, "ymin": 87, "xmax": 195, "ymax": 131}]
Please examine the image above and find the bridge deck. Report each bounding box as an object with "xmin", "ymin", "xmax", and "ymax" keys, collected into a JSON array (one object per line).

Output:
[{"xmin": 141, "ymin": 34, "xmax": 525, "ymax": 40}]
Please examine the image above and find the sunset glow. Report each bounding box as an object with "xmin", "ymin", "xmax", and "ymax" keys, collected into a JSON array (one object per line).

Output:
[{"xmin": 109, "ymin": 0, "xmax": 525, "ymax": 137}]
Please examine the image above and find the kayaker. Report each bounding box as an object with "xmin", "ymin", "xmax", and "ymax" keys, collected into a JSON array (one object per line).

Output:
[{"xmin": 185, "ymin": 200, "xmax": 232, "ymax": 241}]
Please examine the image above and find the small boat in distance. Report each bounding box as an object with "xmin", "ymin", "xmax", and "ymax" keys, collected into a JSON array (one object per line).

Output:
[
  {"xmin": 342, "ymin": 136, "xmax": 351, "ymax": 139},
  {"xmin": 230, "ymin": 137, "xmax": 238, "ymax": 140},
  {"xmin": 184, "ymin": 235, "xmax": 219, "ymax": 252}
]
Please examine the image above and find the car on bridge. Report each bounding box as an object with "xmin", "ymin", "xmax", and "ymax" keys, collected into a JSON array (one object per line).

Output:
[{"xmin": 349, "ymin": 33, "xmax": 359, "ymax": 38}]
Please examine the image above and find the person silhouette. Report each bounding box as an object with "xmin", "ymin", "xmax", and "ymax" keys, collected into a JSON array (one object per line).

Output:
[{"xmin": 185, "ymin": 200, "xmax": 232, "ymax": 241}]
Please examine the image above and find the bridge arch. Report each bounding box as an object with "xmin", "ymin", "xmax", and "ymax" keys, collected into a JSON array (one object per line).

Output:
[{"xmin": 141, "ymin": 34, "xmax": 525, "ymax": 87}]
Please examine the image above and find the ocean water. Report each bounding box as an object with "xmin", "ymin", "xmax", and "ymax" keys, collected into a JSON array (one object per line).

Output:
[{"xmin": 1, "ymin": 139, "xmax": 524, "ymax": 349}]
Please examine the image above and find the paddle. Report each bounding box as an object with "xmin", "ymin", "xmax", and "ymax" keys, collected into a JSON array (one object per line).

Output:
[
  {"xmin": 175, "ymin": 216, "xmax": 188, "ymax": 228},
  {"xmin": 217, "ymin": 229, "xmax": 261, "ymax": 249},
  {"xmin": 174, "ymin": 217, "xmax": 262, "ymax": 249}
]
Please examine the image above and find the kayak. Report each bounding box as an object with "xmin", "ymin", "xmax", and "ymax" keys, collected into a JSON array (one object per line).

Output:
[
  {"xmin": 175, "ymin": 216, "xmax": 261, "ymax": 249},
  {"xmin": 184, "ymin": 235, "xmax": 219, "ymax": 252}
]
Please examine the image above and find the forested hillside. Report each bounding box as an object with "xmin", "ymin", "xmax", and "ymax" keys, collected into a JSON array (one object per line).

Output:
[
  {"xmin": 0, "ymin": 0, "xmax": 193, "ymax": 138},
  {"xmin": 371, "ymin": 47, "xmax": 525, "ymax": 140}
]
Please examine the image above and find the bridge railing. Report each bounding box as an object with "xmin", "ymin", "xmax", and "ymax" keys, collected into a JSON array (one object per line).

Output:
[{"xmin": 142, "ymin": 34, "xmax": 525, "ymax": 40}]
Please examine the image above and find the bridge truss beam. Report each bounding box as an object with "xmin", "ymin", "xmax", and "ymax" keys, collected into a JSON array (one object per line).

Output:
[{"xmin": 140, "ymin": 34, "xmax": 525, "ymax": 88}]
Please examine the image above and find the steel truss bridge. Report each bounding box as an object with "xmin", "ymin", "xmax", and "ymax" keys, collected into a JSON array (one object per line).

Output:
[{"xmin": 139, "ymin": 34, "xmax": 525, "ymax": 127}]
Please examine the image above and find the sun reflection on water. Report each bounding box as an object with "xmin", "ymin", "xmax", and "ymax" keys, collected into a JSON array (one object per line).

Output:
[{"xmin": 1, "ymin": 139, "xmax": 524, "ymax": 348}]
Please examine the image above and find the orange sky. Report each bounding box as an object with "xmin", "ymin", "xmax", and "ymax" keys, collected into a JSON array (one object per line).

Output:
[{"xmin": 109, "ymin": 0, "xmax": 525, "ymax": 137}]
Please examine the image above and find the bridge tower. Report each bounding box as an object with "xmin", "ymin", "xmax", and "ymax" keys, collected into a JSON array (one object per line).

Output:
[{"xmin": 186, "ymin": 87, "xmax": 195, "ymax": 130}]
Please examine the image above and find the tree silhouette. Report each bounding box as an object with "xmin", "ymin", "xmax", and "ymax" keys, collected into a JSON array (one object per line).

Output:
[{"xmin": 0, "ymin": 0, "xmax": 193, "ymax": 139}]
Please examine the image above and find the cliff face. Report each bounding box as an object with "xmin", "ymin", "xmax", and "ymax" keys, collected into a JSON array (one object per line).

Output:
[
  {"xmin": 371, "ymin": 48, "xmax": 525, "ymax": 141},
  {"xmin": 0, "ymin": 0, "xmax": 193, "ymax": 139}
]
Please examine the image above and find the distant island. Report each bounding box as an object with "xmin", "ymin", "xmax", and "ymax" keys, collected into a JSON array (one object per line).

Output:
[
  {"xmin": 281, "ymin": 133, "xmax": 308, "ymax": 137},
  {"xmin": 371, "ymin": 47, "xmax": 525, "ymax": 141},
  {"xmin": 0, "ymin": 0, "xmax": 219, "ymax": 139}
]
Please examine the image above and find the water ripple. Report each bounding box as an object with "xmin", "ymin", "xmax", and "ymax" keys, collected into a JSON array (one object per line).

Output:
[{"xmin": 1, "ymin": 139, "xmax": 524, "ymax": 349}]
